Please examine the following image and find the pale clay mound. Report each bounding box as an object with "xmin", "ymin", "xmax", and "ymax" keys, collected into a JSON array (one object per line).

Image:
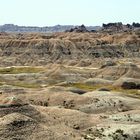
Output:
[
  {"xmin": 0, "ymin": 89, "xmax": 140, "ymax": 139},
  {"xmin": 0, "ymin": 64, "xmax": 140, "ymax": 139}
]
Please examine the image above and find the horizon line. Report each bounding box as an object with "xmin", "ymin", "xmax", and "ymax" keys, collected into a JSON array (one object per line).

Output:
[{"xmin": 0, "ymin": 22, "xmax": 139, "ymax": 28}]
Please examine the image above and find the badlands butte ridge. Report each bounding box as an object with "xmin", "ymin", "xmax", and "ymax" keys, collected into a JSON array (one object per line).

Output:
[{"xmin": 0, "ymin": 23, "xmax": 140, "ymax": 140}]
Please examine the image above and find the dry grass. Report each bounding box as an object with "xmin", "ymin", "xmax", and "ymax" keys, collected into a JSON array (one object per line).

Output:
[
  {"xmin": 11, "ymin": 82, "xmax": 41, "ymax": 88},
  {"xmin": 62, "ymin": 82, "xmax": 140, "ymax": 97},
  {"xmin": 0, "ymin": 67, "xmax": 44, "ymax": 74}
]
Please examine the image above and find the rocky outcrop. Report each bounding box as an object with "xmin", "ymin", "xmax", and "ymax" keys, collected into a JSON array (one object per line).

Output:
[
  {"xmin": 65, "ymin": 24, "xmax": 89, "ymax": 33},
  {"xmin": 0, "ymin": 30, "xmax": 139, "ymax": 66},
  {"xmin": 102, "ymin": 22, "xmax": 140, "ymax": 32},
  {"xmin": 133, "ymin": 22, "xmax": 140, "ymax": 28},
  {"xmin": 103, "ymin": 22, "xmax": 124, "ymax": 31}
]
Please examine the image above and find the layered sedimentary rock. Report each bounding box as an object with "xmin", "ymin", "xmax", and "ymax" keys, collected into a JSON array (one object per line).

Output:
[{"xmin": 0, "ymin": 29, "xmax": 139, "ymax": 66}]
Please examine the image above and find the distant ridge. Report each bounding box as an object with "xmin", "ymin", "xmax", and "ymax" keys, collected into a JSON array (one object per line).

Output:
[{"xmin": 0, "ymin": 24, "xmax": 100, "ymax": 33}]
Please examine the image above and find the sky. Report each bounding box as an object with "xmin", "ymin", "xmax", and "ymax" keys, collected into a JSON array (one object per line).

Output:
[{"xmin": 0, "ymin": 0, "xmax": 139, "ymax": 26}]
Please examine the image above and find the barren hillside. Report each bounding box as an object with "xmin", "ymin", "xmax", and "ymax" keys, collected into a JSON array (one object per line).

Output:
[
  {"xmin": 0, "ymin": 30, "xmax": 139, "ymax": 66},
  {"xmin": 0, "ymin": 29, "xmax": 140, "ymax": 140}
]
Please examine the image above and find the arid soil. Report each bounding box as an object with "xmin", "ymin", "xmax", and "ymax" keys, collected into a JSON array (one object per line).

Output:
[{"xmin": 0, "ymin": 30, "xmax": 140, "ymax": 140}]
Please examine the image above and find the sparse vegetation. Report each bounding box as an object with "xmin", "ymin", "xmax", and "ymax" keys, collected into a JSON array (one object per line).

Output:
[
  {"xmin": 62, "ymin": 82, "xmax": 140, "ymax": 96},
  {"xmin": 64, "ymin": 83, "xmax": 103, "ymax": 91},
  {"xmin": 0, "ymin": 66, "xmax": 44, "ymax": 74},
  {"xmin": 11, "ymin": 82, "xmax": 41, "ymax": 88}
]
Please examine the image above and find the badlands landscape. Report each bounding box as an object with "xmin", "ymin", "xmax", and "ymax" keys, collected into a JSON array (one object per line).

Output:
[{"xmin": 0, "ymin": 24, "xmax": 140, "ymax": 140}]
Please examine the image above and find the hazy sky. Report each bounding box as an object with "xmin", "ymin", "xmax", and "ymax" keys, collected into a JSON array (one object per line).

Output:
[{"xmin": 0, "ymin": 0, "xmax": 139, "ymax": 26}]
